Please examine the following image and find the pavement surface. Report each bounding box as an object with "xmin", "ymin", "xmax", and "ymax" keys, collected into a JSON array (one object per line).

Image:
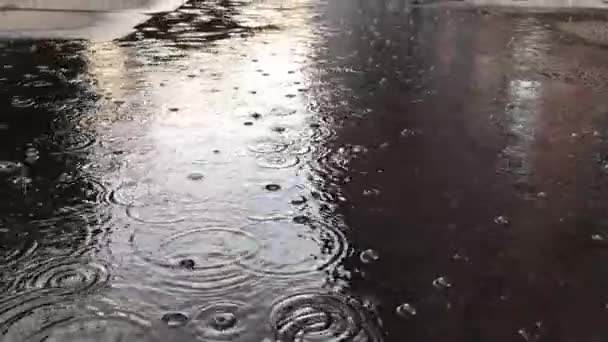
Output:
[{"xmin": 1, "ymin": 0, "xmax": 608, "ymax": 341}]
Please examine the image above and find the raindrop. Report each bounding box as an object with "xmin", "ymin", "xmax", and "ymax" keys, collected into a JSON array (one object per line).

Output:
[
  {"xmin": 494, "ymin": 215, "xmax": 510, "ymax": 225},
  {"xmin": 265, "ymin": 184, "xmax": 281, "ymax": 192},
  {"xmin": 162, "ymin": 312, "xmax": 189, "ymax": 328},
  {"xmin": 432, "ymin": 276, "xmax": 452, "ymax": 289},
  {"xmin": 360, "ymin": 249, "xmax": 379, "ymax": 264},
  {"xmin": 187, "ymin": 173, "xmax": 204, "ymax": 181},
  {"xmin": 396, "ymin": 303, "xmax": 417, "ymax": 318},
  {"xmin": 251, "ymin": 113, "xmax": 262, "ymax": 119}
]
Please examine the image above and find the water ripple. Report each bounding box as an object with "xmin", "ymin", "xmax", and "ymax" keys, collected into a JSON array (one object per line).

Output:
[
  {"xmin": 189, "ymin": 301, "xmax": 253, "ymax": 341},
  {"xmin": 130, "ymin": 227, "xmax": 260, "ymax": 299},
  {"xmin": 269, "ymin": 292, "xmax": 383, "ymax": 341}
]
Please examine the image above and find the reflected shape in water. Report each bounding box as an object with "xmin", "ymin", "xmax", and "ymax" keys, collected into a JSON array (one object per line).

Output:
[
  {"xmin": 269, "ymin": 292, "xmax": 382, "ymax": 342},
  {"xmin": 238, "ymin": 220, "xmax": 347, "ymax": 276}
]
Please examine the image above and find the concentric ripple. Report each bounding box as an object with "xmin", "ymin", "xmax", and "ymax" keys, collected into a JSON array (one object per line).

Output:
[
  {"xmin": 238, "ymin": 220, "xmax": 347, "ymax": 276},
  {"xmin": 248, "ymin": 138, "xmax": 289, "ymax": 154},
  {"xmin": 50, "ymin": 130, "xmax": 96, "ymax": 153},
  {"xmin": 11, "ymin": 258, "xmax": 111, "ymax": 295},
  {"xmin": 131, "ymin": 227, "xmax": 261, "ymax": 298},
  {"xmin": 109, "ymin": 181, "xmax": 199, "ymax": 224},
  {"xmin": 0, "ymin": 230, "xmax": 38, "ymax": 271},
  {"xmin": 189, "ymin": 301, "xmax": 252, "ymax": 341},
  {"xmin": 269, "ymin": 292, "xmax": 382, "ymax": 341},
  {"xmin": 256, "ymin": 154, "xmax": 300, "ymax": 169},
  {"xmin": 1, "ymin": 299, "xmax": 150, "ymax": 342}
]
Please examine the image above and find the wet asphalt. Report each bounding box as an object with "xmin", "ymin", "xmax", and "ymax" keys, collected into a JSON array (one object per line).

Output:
[{"xmin": 2, "ymin": 0, "xmax": 608, "ymax": 341}]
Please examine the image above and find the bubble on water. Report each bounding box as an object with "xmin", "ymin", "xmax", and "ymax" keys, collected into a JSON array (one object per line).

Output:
[
  {"xmin": 360, "ymin": 249, "xmax": 379, "ymax": 264},
  {"xmin": 244, "ymin": 121, "xmax": 254, "ymax": 126},
  {"xmin": 169, "ymin": 107, "xmax": 180, "ymax": 112},
  {"xmin": 272, "ymin": 126, "xmax": 287, "ymax": 134},
  {"xmin": 269, "ymin": 292, "xmax": 382, "ymax": 341},
  {"xmin": 257, "ymin": 155, "xmax": 300, "ymax": 169},
  {"xmin": 396, "ymin": 303, "xmax": 417, "ymax": 318},
  {"xmin": 130, "ymin": 227, "xmax": 260, "ymax": 298},
  {"xmin": 536, "ymin": 192, "xmax": 547, "ymax": 198},
  {"xmin": 189, "ymin": 301, "xmax": 250, "ymax": 340},
  {"xmin": 592, "ymin": 234, "xmax": 604, "ymax": 241},
  {"xmin": 265, "ymin": 184, "xmax": 282, "ymax": 192},
  {"xmin": 10, "ymin": 257, "xmax": 111, "ymax": 296},
  {"xmin": 494, "ymin": 216, "xmax": 510, "ymax": 225},
  {"xmin": 0, "ymin": 161, "xmax": 22, "ymax": 174},
  {"xmin": 162, "ymin": 312, "xmax": 189, "ymax": 328},
  {"xmin": 432, "ymin": 276, "xmax": 452, "ymax": 289}
]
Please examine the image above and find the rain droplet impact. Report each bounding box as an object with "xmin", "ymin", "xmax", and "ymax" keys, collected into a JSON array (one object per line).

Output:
[
  {"xmin": 265, "ymin": 184, "xmax": 281, "ymax": 192},
  {"xmin": 237, "ymin": 220, "xmax": 347, "ymax": 276},
  {"xmin": 190, "ymin": 302, "xmax": 249, "ymax": 340},
  {"xmin": 10, "ymin": 258, "xmax": 111, "ymax": 296},
  {"xmin": 290, "ymin": 196, "xmax": 307, "ymax": 205},
  {"xmin": 396, "ymin": 303, "xmax": 417, "ymax": 318},
  {"xmin": 0, "ymin": 161, "xmax": 22, "ymax": 174},
  {"xmin": 130, "ymin": 228, "xmax": 260, "ymax": 299},
  {"xmin": 187, "ymin": 173, "xmax": 204, "ymax": 181},
  {"xmin": 162, "ymin": 312, "xmax": 189, "ymax": 328},
  {"xmin": 248, "ymin": 139, "xmax": 289, "ymax": 154},
  {"xmin": 269, "ymin": 293, "xmax": 382, "ymax": 342},
  {"xmin": 494, "ymin": 215, "xmax": 510, "ymax": 225},
  {"xmin": 256, "ymin": 155, "xmax": 300, "ymax": 169},
  {"xmin": 1, "ymin": 299, "xmax": 151, "ymax": 342},
  {"xmin": 292, "ymin": 215, "xmax": 310, "ymax": 224},
  {"xmin": 360, "ymin": 249, "xmax": 379, "ymax": 264},
  {"xmin": 432, "ymin": 276, "xmax": 452, "ymax": 289}
]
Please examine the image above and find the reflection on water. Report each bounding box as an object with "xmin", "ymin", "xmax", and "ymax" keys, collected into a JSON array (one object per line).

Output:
[{"xmin": 2, "ymin": 0, "xmax": 608, "ymax": 341}]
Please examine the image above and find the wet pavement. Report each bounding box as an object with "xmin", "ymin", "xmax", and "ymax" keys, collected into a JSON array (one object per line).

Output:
[{"xmin": 2, "ymin": 0, "xmax": 608, "ymax": 341}]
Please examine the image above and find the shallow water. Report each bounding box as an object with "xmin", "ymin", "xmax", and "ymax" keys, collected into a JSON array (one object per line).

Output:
[{"xmin": 2, "ymin": 0, "xmax": 608, "ymax": 341}]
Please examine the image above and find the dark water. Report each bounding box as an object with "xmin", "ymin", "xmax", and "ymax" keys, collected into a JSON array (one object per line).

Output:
[{"xmin": 2, "ymin": 0, "xmax": 608, "ymax": 341}]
